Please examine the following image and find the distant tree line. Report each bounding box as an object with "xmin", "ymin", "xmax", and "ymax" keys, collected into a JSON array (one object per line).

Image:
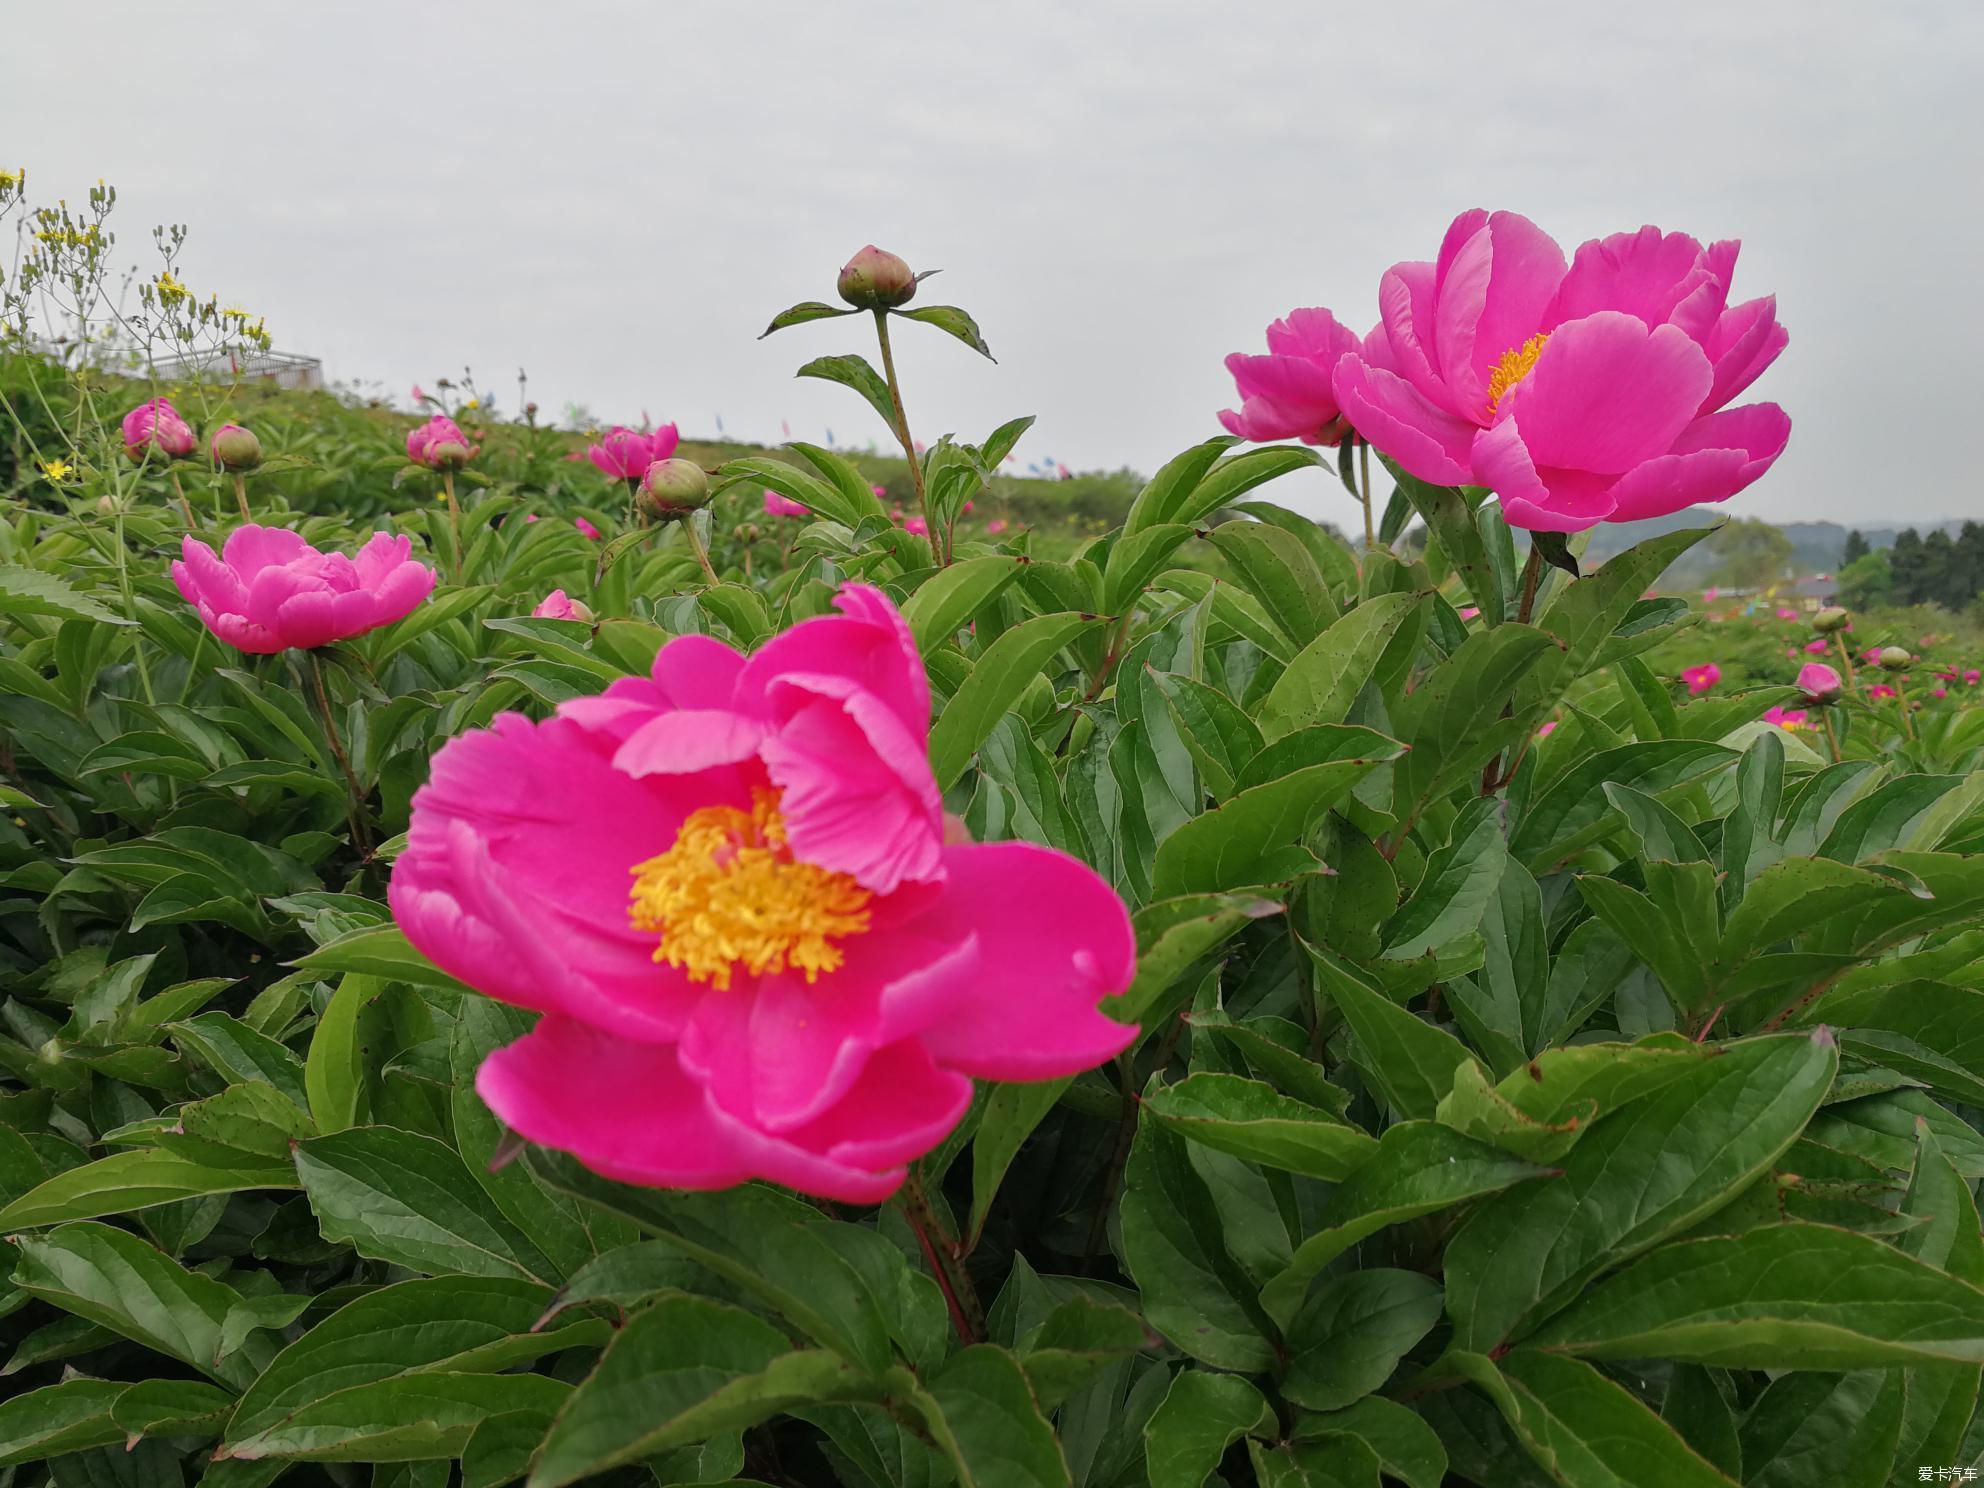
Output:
[{"xmin": 1838, "ymin": 523, "xmax": 1984, "ymax": 611}]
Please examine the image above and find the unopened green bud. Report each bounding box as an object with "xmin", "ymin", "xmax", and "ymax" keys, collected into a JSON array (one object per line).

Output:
[
  {"xmin": 1878, "ymin": 646, "xmax": 1913, "ymax": 671},
  {"xmin": 1812, "ymin": 606, "xmax": 1850, "ymax": 634},
  {"xmin": 836, "ymin": 245, "xmax": 917, "ymax": 310},
  {"xmin": 638, "ymin": 458, "xmax": 711, "ymax": 519}
]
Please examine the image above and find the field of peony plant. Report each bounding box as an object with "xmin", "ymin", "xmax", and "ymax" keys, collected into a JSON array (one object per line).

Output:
[{"xmin": 7, "ymin": 173, "xmax": 1984, "ymax": 1488}]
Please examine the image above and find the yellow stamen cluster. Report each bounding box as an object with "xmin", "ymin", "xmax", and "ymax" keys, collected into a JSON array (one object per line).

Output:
[
  {"xmin": 1486, "ymin": 332, "xmax": 1550, "ymax": 412},
  {"xmin": 629, "ymin": 787, "xmax": 872, "ymax": 991}
]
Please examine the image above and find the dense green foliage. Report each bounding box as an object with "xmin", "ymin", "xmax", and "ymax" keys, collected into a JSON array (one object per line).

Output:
[{"xmin": 6, "ymin": 230, "xmax": 1984, "ymax": 1487}]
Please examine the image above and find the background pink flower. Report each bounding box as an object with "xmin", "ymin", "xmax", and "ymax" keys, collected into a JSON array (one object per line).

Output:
[
  {"xmin": 1681, "ymin": 662, "xmax": 1721, "ymax": 695},
  {"xmin": 763, "ymin": 490, "xmax": 810, "ymax": 518},
  {"xmin": 1868, "ymin": 683, "xmax": 1898, "ymax": 700},
  {"xmin": 1966, "ymin": 670, "xmax": 1980, "ymax": 686},
  {"xmin": 1804, "ymin": 638, "xmax": 1830, "ymax": 654},
  {"xmin": 1775, "ymin": 608, "xmax": 1798, "ymax": 621},
  {"xmin": 903, "ymin": 515, "xmax": 929, "ymax": 536},
  {"xmin": 389, "ymin": 585, "xmax": 1136, "ymax": 1203},
  {"xmin": 587, "ymin": 424, "xmax": 679, "ymax": 482},
  {"xmin": 1762, "ymin": 705, "xmax": 1809, "ymax": 731},
  {"xmin": 1331, "ymin": 211, "xmax": 1790, "ymax": 531},
  {"xmin": 1218, "ymin": 308, "xmax": 1365, "ymax": 446},
  {"xmin": 407, "ymin": 414, "xmax": 472, "ymax": 468},
  {"xmin": 986, "ymin": 518, "xmax": 1008, "ymax": 535},
  {"xmin": 1796, "ymin": 662, "xmax": 1842, "ymax": 702},
  {"xmin": 533, "ymin": 589, "xmax": 579, "ymax": 620},
  {"xmin": 121, "ymin": 397, "xmax": 196, "ymax": 460},
  {"xmin": 171, "ymin": 524, "xmax": 434, "ymax": 654},
  {"xmin": 574, "ymin": 517, "xmax": 601, "ymax": 540}
]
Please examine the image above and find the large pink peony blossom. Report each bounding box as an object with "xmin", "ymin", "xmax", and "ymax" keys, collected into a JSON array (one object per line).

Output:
[
  {"xmin": 1332, "ymin": 210, "xmax": 1791, "ymax": 532},
  {"xmin": 390, "ymin": 584, "xmax": 1137, "ymax": 1202},
  {"xmin": 407, "ymin": 414, "xmax": 474, "ymax": 469},
  {"xmin": 1218, "ymin": 308, "xmax": 1367, "ymax": 446},
  {"xmin": 587, "ymin": 424, "xmax": 680, "ymax": 482},
  {"xmin": 122, "ymin": 397, "xmax": 196, "ymax": 460},
  {"xmin": 171, "ymin": 524, "xmax": 435, "ymax": 654}
]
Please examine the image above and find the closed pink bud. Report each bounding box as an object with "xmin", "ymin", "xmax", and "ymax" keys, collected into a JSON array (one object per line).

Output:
[
  {"xmin": 209, "ymin": 423, "xmax": 262, "ymax": 471},
  {"xmin": 533, "ymin": 589, "xmax": 593, "ymax": 623},
  {"xmin": 122, "ymin": 397, "xmax": 196, "ymax": 460},
  {"xmin": 407, "ymin": 414, "xmax": 473, "ymax": 469},
  {"xmin": 1796, "ymin": 662, "xmax": 1842, "ymax": 704},
  {"xmin": 837, "ymin": 245, "xmax": 917, "ymax": 310}
]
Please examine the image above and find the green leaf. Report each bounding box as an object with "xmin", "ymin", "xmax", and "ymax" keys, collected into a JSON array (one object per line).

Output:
[
  {"xmin": 1380, "ymin": 797, "xmax": 1507, "ymax": 962},
  {"xmin": 1143, "ymin": 1369, "xmax": 1275, "ymax": 1488},
  {"xmin": 1120, "ymin": 1097, "xmax": 1278, "ymax": 1371},
  {"xmin": 1151, "ymin": 727, "xmax": 1403, "ymax": 896},
  {"xmin": 530, "ymin": 1294, "xmax": 876, "ymax": 1488},
  {"xmin": 1205, "ymin": 522, "xmax": 1332, "ymax": 648},
  {"xmin": 1517, "ymin": 528, "xmax": 1712, "ymax": 714},
  {"xmin": 908, "ymin": 1344, "xmax": 1070, "ymax": 1488},
  {"xmin": 1386, "ymin": 469, "xmax": 1502, "ymax": 622},
  {"xmin": 796, "ymin": 354, "xmax": 896, "ymax": 428},
  {"xmin": 1102, "ymin": 524, "xmax": 1196, "ymax": 613},
  {"xmin": 228, "ymin": 1276, "xmax": 601, "ymax": 1446},
  {"xmin": 1260, "ymin": 1122, "xmax": 1547, "ymax": 1327},
  {"xmin": 901, "ymin": 555, "xmax": 1027, "ymax": 656},
  {"xmin": 0, "ymin": 1378, "xmax": 128, "ymax": 1465},
  {"xmin": 292, "ymin": 924, "xmax": 472, "ymax": 995},
  {"xmin": 1142, "ymin": 1072, "xmax": 1375, "ymax": 1180},
  {"xmin": 760, "ymin": 300, "xmax": 858, "ymax": 336},
  {"xmin": 1529, "ymin": 1221, "xmax": 1984, "ymax": 1367},
  {"xmin": 1014, "ymin": 1296, "xmax": 1149, "ymax": 1411},
  {"xmin": 1123, "ymin": 438, "xmax": 1242, "ymax": 537},
  {"xmin": 1307, "ymin": 945, "xmax": 1483, "ymax": 1122},
  {"xmin": 0, "ymin": 564, "xmax": 134, "ymax": 625},
  {"xmin": 166, "ymin": 1011, "xmax": 309, "ymax": 1109},
  {"xmin": 1452, "ymin": 1349, "xmax": 1739, "ymax": 1486},
  {"xmin": 1443, "ymin": 1030, "xmax": 1837, "ymax": 1351},
  {"xmin": 1514, "ymin": 742, "xmax": 1738, "ymax": 873},
  {"xmin": 11, "ymin": 1221, "xmax": 264, "ymax": 1388},
  {"xmin": 294, "ymin": 1126, "xmax": 560, "ymax": 1283},
  {"xmin": 110, "ymin": 1379, "xmax": 237, "ymax": 1441},
  {"xmin": 1436, "ymin": 1061, "xmax": 1594, "ymax": 1164},
  {"xmin": 1283, "ymin": 1269, "xmax": 1443, "ymax": 1412},
  {"xmin": 929, "ymin": 612, "xmax": 1096, "ymax": 790},
  {"xmin": 0, "ymin": 1145, "xmax": 295, "ymax": 1227},
  {"xmin": 462, "ymin": 1411, "xmax": 554, "ymax": 1488},
  {"xmin": 897, "ymin": 304, "xmax": 995, "ymax": 359},
  {"xmin": 180, "ymin": 1080, "xmax": 316, "ymax": 1157},
  {"xmin": 1290, "ymin": 1397, "xmax": 1446, "ymax": 1488},
  {"xmin": 1736, "ymin": 1369, "xmax": 1900, "ymax": 1488},
  {"xmin": 1256, "ymin": 592, "xmax": 1422, "ymax": 741},
  {"xmin": 1391, "ymin": 624, "xmax": 1557, "ymax": 826},
  {"xmin": 225, "ymin": 1371, "xmax": 570, "ymax": 1462},
  {"xmin": 304, "ymin": 972, "xmax": 381, "ymax": 1133}
]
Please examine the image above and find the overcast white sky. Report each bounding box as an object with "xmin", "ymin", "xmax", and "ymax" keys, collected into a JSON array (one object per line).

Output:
[{"xmin": 7, "ymin": 1, "xmax": 1980, "ymax": 525}]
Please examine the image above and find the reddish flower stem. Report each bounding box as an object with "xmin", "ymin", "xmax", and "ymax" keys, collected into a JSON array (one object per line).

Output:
[{"xmin": 895, "ymin": 1172, "xmax": 982, "ymax": 1343}]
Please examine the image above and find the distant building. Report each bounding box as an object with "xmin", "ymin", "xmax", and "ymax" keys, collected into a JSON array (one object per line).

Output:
[
  {"xmin": 148, "ymin": 347, "xmax": 323, "ymax": 391},
  {"xmin": 1781, "ymin": 574, "xmax": 1837, "ymax": 610}
]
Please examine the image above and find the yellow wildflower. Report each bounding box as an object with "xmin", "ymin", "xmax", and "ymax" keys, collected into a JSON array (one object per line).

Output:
[{"xmin": 40, "ymin": 459, "xmax": 73, "ymax": 483}]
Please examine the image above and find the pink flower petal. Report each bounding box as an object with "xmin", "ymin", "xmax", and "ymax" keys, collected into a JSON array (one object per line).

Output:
[
  {"xmin": 1544, "ymin": 225, "xmax": 1711, "ymax": 333},
  {"xmin": 1496, "ymin": 313, "xmax": 1713, "ymax": 474},
  {"xmin": 1332, "ymin": 358, "xmax": 1477, "ymax": 487},
  {"xmin": 1471, "ymin": 420, "xmax": 1621, "ymax": 533},
  {"xmin": 1603, "ymin": 403, "xmax": 1792, "ymax": 523},
  {"xmin": 1434, "ymin": 211, "xmax": 1567, "ymax": 419}
]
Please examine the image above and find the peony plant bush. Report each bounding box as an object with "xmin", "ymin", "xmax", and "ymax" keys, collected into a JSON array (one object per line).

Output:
[{"xmin": 5, "ymin": 175, "xmax": 1984, "ymax": 1488}]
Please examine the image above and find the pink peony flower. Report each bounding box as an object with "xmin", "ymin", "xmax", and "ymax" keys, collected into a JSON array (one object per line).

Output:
[
  {"xmin": 763, "ymin": 490, "xmax": 810, "ymax": 518},
  {"xmin": 389, "ymin": 585, "xmax": 1137, "ymax": 1202},
  {"xmin": 534, "ymin": 589, "xmax": 579, "ymax": 620},
  {"xmin": 1681, "ymin": 662, "xmax": 1721, "ymax": 695},
  {"xmin": 1934, "ymin": 687, "xmax": 1949, "ymax": 700},
  {"xmin": 1704, "ymin": 588, "xmax": 1720, "ymax": 602},
  {"xmin": 1966, "ymin": 670, "xmax": 1980, "ymax": 686},
  {"xmin": 171, "ymin": 524, "xmax": 435, "ymax": 654},
  {"xmin": 1459, "ymin": 606, "xmax": 1481, "ymax": 621},
  {"xmin": 1804, "ymin": 638, "xmax": 1830, "ymax": 654},
  {"xmin": 903, "ymin": 515, "xmax": 929, "ymax": 536},
  {"xmin": 1868, "ymin": 683, "xmax": 1898, "ymax": 701},
  {"xmin": 122, "ymin": 397, "xmax": 196, "ymax": 460},
  {"xmin": 1332, "ymin": 212, "xmax": 1790, "ymax": 531},
  {"xmin": 587, "ymin": 424, "xmax": 680, "ymax": 482},
  {"xmin": 407, "ymin": 414, "xmax": 473, "ymax": 469},
  {"xmin": 1536, "ymin": 720, "xmax": 1557, "ymax": 738},
  {"xmin": 1762, "ymin": 706, "xmax": 1809, "ymax": 731},
  {"xmin": 872, "ymin": 484, "xmax": 889, "ymax": 499},
  {"xmin": 986, "ymin": 519, "xmax": 1008, "ymax": 535},
  {"xmin": 1218, "ymin": 309, "xmax": 1367, "ymax": 445},
  {"xmin": 574, "ymin": 517, "xmax": 602, "ymax": 540},
  {"xmin": 1796, "ymin": 662, "xmax": 1842, "ymax": 703}
]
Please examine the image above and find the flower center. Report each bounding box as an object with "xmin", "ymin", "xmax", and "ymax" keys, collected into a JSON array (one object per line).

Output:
[
  {"xmin": 628, "ymin": 787, "xmax": 872, "ymax": 991},
  {"xmin": 1485, "ymin": 332, "xmax": 1550, "ymax": 413}
]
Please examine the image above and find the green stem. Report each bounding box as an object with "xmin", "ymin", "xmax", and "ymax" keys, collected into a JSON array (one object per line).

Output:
[
  {"xmin": 441, "ymin": 470, "xmax": 462, "ymax": 581},
  {"xmin": 1357, "ymin": 439, "xmax": 1374, "ymax": 551},
  {"xmin": 231, "ymin": 471, "xmax": 249, "ymax": 521},
  {"xmin": 1515, "ymin": 545, "xmax": 1545, "ymax": 625},
  {"xmin": 680, "ymin": 515, "xmax": 721, "ymax": 586},
  {"xmin": 1834, "ymin": 633, "xmax": 1858, "ymax": 694},
  {"xmin": 872, "ymin": 310, "xmax": 946, "ymax": 568},
  {"xmin": 169, "ymin": 469, "xmax": 196, "ymax": 528},
  {"xmin": 1821, "ymin": 708, "xmax": 1842, "ymax": 764},
  {"xmin": 304, "ymin": 651, "xmax": 375, "ymax": 861},
  {"xmin": 895, "ymin": 1172, "xmax": 982, "ymax": 1342}
]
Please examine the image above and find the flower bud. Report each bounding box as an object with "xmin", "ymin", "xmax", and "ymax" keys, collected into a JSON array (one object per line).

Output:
[
  {"xmin": 1796, "ymin": 662, "xmax": 1843, "ymax": 705},
  {"xmin": 836, "ymin": 245, "xmax": 917, "ymax": 310},
  {"xmin": 209, "ymin": 423, "xmax": 263, "ymax": 472},
  {"xmin": 96, "ymin": 494, "xmax": 119, "ymax": 515},
  {"xmin": 1812, "ymin": 606, "xmax": 1850, "ymax": 634},
  {"xmin": 428, "ymin": 439, "xmax": 472, "ymax": 472},
  {"xmin": 1878, "ymin": 646, "xmax": 1913, "ymax": 671},
  {"xmin": 638, "ymin": 458, "xmax": 711, "ymax": 519}
]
